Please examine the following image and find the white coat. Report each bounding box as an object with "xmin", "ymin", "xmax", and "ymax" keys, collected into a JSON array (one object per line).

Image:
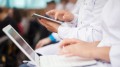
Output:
[
  {"xmin": 35, "ymin": 0, "xmax": 120, "ymax": 67},
  {"xmin": 83, "ymin": 0, "xmax": 120, "ymax": 66},
  {"xmin": 35, "ymin": 0, "xmax": 109, "ymax": 56},
  {"xmin": 97, "ymin": 0, "xmax": 120, "ymax": 66},
  {"xmin": 52, "ymin": 0, "xmax": 108, "ymax": 42}
]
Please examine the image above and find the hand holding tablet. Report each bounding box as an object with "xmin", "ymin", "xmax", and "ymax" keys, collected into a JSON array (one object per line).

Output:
[{"xmin": 32, "ymin": 13, "xmax": 63, "ymax": 24}]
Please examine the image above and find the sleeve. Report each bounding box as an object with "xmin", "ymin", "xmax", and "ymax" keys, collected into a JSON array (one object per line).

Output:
[
  {"xmin": 49, "ymin": 0, "xmax": 81, "ymax": 41},
  {"xmin": 63, "ymin": 0, "xmax": 81, "ymax": 27},
  {"xmin": 48, "ymin": 13, "xmax": 79, "ymax": 42},
  {"xmin": 67, "ymin": 0, "xmax": 81, "ymax": 27},
  {"xmin": 50, "ymin": 33, "xmax": 61, "ymax": 42},
  {"xmin": 109, "ymin": 45, "xmax": 120, "ymax": 67},
  {"xmin": 58, "ymin": 25, "xmax": 85, "ymax": 40},
  {"xmin": 48, "ymin": 34, "xmax": 57, "ymax": 43},
  {"xmin": 67, "ymin": 14, "xmax": 78, "ymax": 27},
  {"xmin": 58, "ymin": 26, "xmax": 77, "ymax": 39}
]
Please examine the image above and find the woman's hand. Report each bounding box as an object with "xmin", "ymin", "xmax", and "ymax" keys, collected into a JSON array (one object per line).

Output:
[
  {"xmin": 59, "ymin": 39, "xmax": 83, "ymax": 48},
  {"xmin": 59, "ymin": 39, "xmax": 110, "ymax": 62},
  {"xmin": 59, "ymin": 39, "xmax": 95, "ymax": 58},
  {"xmin": 35, "ymin": 37, "xmax": 51, "ymax": 49},
  {"xmin": 46, "ymin": 10, "xmax": 74, "ymax": 22},
  {"xmin": 59, "ymin": 39, "xmax": 99, "ymax": 48},
  {"xmin": 38, "ymin": 19, "xmax": 60, "ymax": 33}
]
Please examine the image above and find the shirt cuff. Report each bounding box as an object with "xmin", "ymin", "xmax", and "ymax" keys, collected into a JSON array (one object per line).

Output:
[
  {"xmin": 51, "ymin": 33, "xmax": 61, "ymax": 42},
  {"xmin": 70, "ymin": 14, "xmax": 78, "ymax": 24},
  {"xmin": 48, "ymin": 34, "xmax": 57, "ymax": 43},
  {"xmin": 109, "ymin": 45, "xmax": 120, "ymax": 67},
  {"xmin": 58, "ymin": 25, "xmax": 78, "ymax": 39}
]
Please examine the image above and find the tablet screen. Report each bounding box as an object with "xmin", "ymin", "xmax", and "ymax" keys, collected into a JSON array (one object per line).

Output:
[{"xmin": 32, "ymin": 13, "xmax": 63, "ymax": 24}]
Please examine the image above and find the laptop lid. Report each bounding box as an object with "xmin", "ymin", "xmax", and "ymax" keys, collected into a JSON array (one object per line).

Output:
[{"xmin": 2, "ymin": 25, "xmax": 39, "ymax": 66}]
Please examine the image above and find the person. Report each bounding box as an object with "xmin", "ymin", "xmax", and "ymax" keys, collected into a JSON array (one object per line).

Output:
[
  {"xmin": 27, "ymin": 1, "xmax": 57, "ymax": 48},
  {"xmin": 0, "ymin": 8, "xmax": 19, "ymax": 38},
  {"xmin": 35, "ymin": 0, "xmax": 78, "ymax": 49},
  {"xmin": 19, "ymin": 0, "xmax": 109, "ymax": 66},
  {"xmin": 35, "ymin": 0, "xmax": 108, "ymax": 55},
  {"xmin": 0, "ymin": 7, "xmax": 21, "ymax": 67},
  {"xmin": 59, "ymin": 0, "xmax": 120, "ymax": 66}
]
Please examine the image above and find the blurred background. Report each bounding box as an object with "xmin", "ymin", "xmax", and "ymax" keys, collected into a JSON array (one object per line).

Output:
[{"xmin": 0, "ymin": 0, "xmax": 77, "ymax": 67}]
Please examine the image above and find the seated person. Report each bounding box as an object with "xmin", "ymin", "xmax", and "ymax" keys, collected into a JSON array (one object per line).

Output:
[
  {"xmin": 21, "ymin": 0, "xmax": 120, "ymax": 67},
  {"xmin": 35, "ymin": 0, "xmax": 78, "ymax": 49},
  {"xmin": 59, "ymin": 0, "xmax": 120, "ymax": 66},
  {"xmin": 35, "ymin": 0, "xmax": 108, "ymax": 55}
]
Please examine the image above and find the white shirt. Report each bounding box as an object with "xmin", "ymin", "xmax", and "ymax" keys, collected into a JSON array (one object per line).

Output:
[
  {"xmin": 57, "ymin": 0, "xmax": 108, "ymax": 42},
  {"xmin": 98, "ymin": 0, "xmax": 120, "ymax": 67}
]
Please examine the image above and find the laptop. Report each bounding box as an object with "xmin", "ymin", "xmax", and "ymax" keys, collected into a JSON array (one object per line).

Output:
[{"xmin": 2, "ymin": 25, "xmax": 97, "ymax": 67}]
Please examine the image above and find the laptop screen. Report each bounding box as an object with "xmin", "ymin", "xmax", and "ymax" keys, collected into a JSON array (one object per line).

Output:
[{"xmin": 8, "ymin": 28, "xmax": 36, "ymax": 61}]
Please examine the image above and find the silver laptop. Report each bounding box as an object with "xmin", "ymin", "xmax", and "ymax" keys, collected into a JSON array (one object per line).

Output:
[{"xmin": 2, "ymin": 25, "xmax": 97, "ymax": 67}]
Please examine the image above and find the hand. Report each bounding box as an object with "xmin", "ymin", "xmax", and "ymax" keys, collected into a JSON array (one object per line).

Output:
[
  {"xmin": 35, "ymin": 37, "xmax": 51, "ymax": 49},
  {"xmin": 46, "ymin": 10, "xmax": 74, "ymax": 22},
  {"xmin": 59, "ymin": 43, "xmax": 95, "ymax": 59},
  {"xmin": 38, "ymin": 19, "xmax": 60, "ymax": 33},
  {"xmin": 59, "ymin": 39, "xmax": 97, "ymax": 58},
  {"xmin": 60, "ymin": 39, "xmax": 100, "ymax": 48},
  {"xmin": 59, "ymin": 39, "xmax": 110, "ymax": 62},
  {"xmin": 59, "ymin": 39, "xmax": 81, "ymax": 48}
]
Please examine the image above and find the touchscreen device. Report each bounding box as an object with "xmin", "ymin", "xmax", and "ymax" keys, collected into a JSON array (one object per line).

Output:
[{"xmin": 32, "ymin": 13, "xmax": 63, "ymax": 24}]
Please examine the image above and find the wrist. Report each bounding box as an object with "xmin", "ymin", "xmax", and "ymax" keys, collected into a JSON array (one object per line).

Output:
[
  {"xmin": 53, "ymin": 23, "xmax": 60, "ymax": 33},
  {"xmin": 56, "ymin": 25, "xmax": 60, "ymax": 33},
  {"xmin": 69, "ymin": 14, "xmax": 78, "ymax": 23},
  {"xmin": 90, "ymin": 47, "xmax": 98, "ymax": 59},
  {"xmin": 87, "ymin": 44, "xmax": 97, "ymax": 59},
  {"xmin": 88, "ymin": 42, "xmax": 100, "ymax": 59},
  {"xmin": 91, "ymin": 47, "xmax": 110, "ymax": 60},
  {"xmin": 47, "ymin": 37, "xmax": 51, "ymax": 42}
]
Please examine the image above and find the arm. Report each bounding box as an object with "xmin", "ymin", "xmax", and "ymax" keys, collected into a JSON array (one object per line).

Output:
[
  {"xmin": 59, "ymin": 39, "xmax": 110, "ymax": 62},
  {"xmin": 60, "ymin": 43, "xmax": 110, "ymax": 62},
  {"xmin": 35, "ymin": 37, "xmax": 51, "ymax": 49},
  {"xmin": 57, "ymin": 26, "xmax": 81, "ymax": 39},
  {"xmin": 91, "ymin": 47, "xmax": 110, "ymax": 62},
  {"xmin": 46, "ymin": 9, "xmax": 79, "ymax": 27}
]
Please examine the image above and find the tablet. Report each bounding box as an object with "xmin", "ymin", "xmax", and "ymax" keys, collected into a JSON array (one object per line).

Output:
[{"xmin": 32, "ymin": 13, "xmax": 63, "ymax": 24}]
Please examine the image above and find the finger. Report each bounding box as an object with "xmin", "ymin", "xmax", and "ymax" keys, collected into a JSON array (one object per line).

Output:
[
  {"xmin": 59, "ymin": 39, "xmax": 72, "ymax": 48},
  {"xmin": 38, "ymin": 19, "xmax": 49, "ymax": 26},
  {"xmin": 35, "ymin": 45, "xmax": 40, "ymax": 49},
  {"xmin": 54, "ymin": 11, "xmax": 64, "ymax": 20},
  {"xmin": 59, "ymin": 45, "xmax": 74, "ymax": 55},
  {"xmin": 59, "ymin": 39, "xmax": 80, "ymax": 48},
  {"xmin": 58, "ymin": 48, "xmax": 70, "ymax": 55},
  {"xmin": 35, "ymin": 42, "xmax": 42, "ymax": 49},
  {"xmin": 54, "ymin": 12, "xmax": 60, "ymax": 20},
  {"xmin": 35, "ymin": 44, "xmax": 41, "ymax": 49},
  {"xmin": 63, "ymin": 15, "xmax": 71, "ymax": 22},
  {"xmin": 46, "ymin": 10, "xmax": 55, "ymax": 15},
  {"xmin": 37, "ymin": 19, "xmax": 45, "ymax": 24},
  {"xmin": 46, "ymin": 10, "xmax": 56, "ymax": 17},
  {"xmin": 40, "ymin": 19, "xmax": 47, "ymax": 23}
]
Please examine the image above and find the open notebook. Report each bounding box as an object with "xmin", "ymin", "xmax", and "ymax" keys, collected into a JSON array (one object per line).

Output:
[{"xmin": 3, "ymin": 25, "xmax": 97, "ymax": 67}]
